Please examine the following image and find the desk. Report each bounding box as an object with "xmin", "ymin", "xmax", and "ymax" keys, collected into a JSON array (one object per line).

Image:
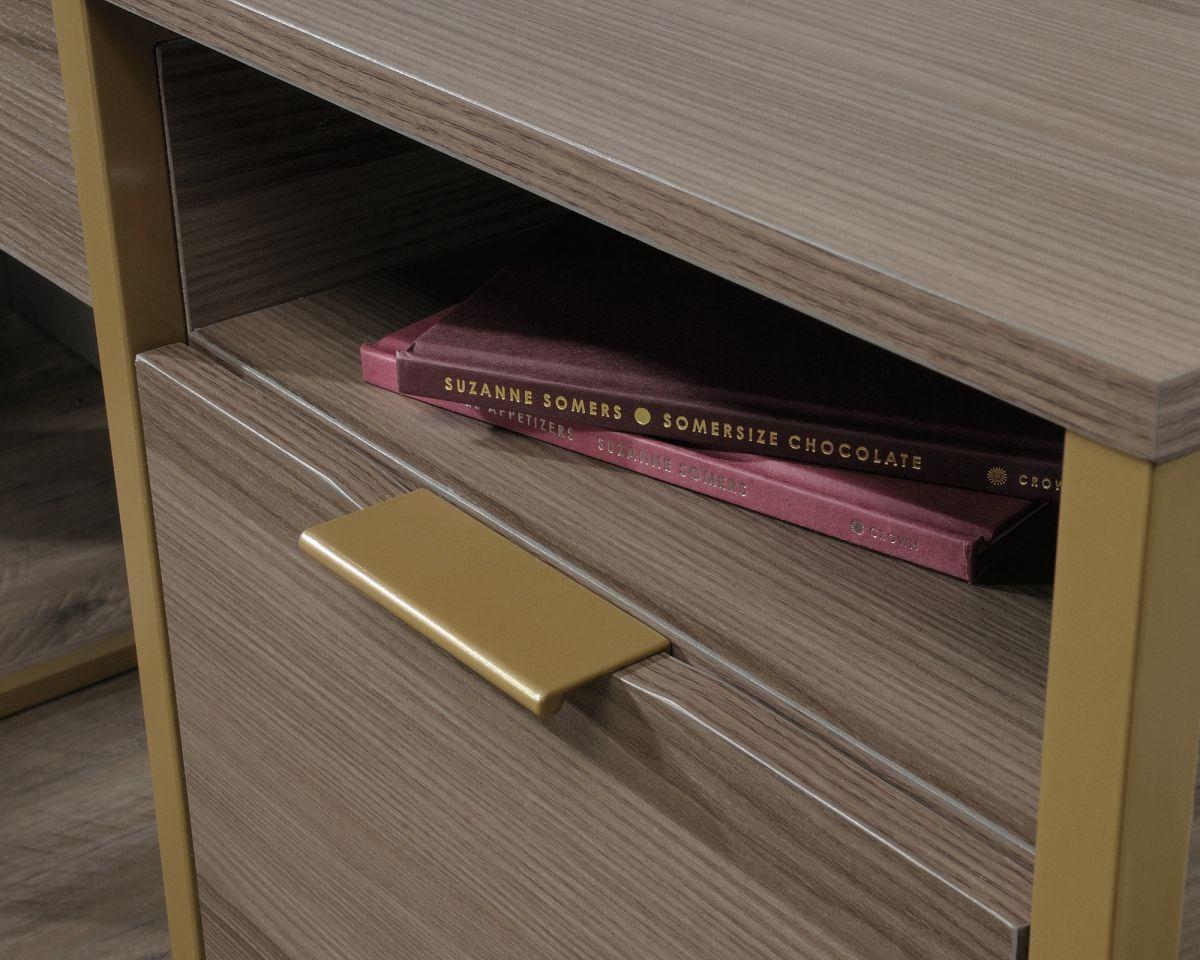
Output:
[{"xmin": 52, "ymin": 1, "xmax": 1200, "ymax": 958}]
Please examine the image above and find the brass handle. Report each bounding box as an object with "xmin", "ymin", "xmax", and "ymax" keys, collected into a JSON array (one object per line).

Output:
[{"xmin": 299, "ymin": 489, "xmax": 668, "ymax": 717}]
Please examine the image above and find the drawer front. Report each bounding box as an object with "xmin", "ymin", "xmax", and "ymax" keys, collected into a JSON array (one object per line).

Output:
[{"xmin": 138, "ymin": 344, "xmax": 1030, "ymax": 960}]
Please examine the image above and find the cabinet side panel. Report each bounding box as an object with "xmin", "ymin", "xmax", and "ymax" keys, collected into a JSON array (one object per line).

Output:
[
  {"xmin": 157, "ymin": 41, "xmax": 558, "ymax": 328},
  {"xmin": 1, "ymin": 0, "xmax": 89, "ymax": 301}
]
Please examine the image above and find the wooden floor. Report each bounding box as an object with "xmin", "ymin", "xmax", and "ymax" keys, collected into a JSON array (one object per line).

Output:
[
  {"xmin": 0, "ymin": 673, "xmax": 168, "ymax": 960},
  {"xmin": 0, "ymin": 309, "xmax": 130, "ymax": 677}
]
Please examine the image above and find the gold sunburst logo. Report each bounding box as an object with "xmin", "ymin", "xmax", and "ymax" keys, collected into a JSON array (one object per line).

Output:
[{"xmin": 986, "ymin": 466, "xmax": 1009, "ymax": 487}]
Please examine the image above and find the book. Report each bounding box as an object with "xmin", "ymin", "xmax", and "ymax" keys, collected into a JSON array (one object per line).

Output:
[
  {"xmin": 363, "ymin": 313, "xmax": 1056, "ymax": 582},
  {"xmin": 388, "ymin": 222, "xmax": 1065, "ymax": 501}
]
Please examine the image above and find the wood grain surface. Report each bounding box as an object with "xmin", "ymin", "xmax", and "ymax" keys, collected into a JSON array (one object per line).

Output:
[
  {"xmin": 111, "ymin": 0, "xmax": 1200, "ymax": 459},
  {"xmin": 193, "ymin": 272, "xmax": 1052, "ymax": 845},
  {"xmin": 158, "ymin": 40, "xmax": 557, "ymax": 328},
  {"xmin": 0, "ymin": 672, "xmax": 168, "ymax": 960},
  {"xmin": 138, "ymin": 343, "xmax": 1034, "ymax": 959},
  {"xmin": 0, "ymin": 309, "xmax": 130, "ymax": 679},
  {"xmin": 0, "ymin": 0, "xmax": 88, "ymax": 302}
]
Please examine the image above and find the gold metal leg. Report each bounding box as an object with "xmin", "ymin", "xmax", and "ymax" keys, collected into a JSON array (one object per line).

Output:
[
  {"xmin": 52, "ymin": 2, "xmax": 202, "ymax": 958},
  {"xmin": 1032, "ymin": 433, "xmax": 1200, "ymax": 959}
]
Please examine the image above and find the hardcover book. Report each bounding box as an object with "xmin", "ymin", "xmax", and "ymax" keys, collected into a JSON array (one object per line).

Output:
[
  {"xmin": 388, "ymin": 222, "xmax": 1065, "ymax": 501},
  {"xmin": 363, "ymin": 314, "xmax": 1056, "ymax": 582}
]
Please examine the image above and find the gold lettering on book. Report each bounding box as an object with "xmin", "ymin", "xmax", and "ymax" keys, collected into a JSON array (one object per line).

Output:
[
  {"xmin": 654, "ymin": 412, "xmax": 928, "ymax": 470},
  {"xmin": 443, "ymin": 377, "xmax": 534, "ymax": 407},
  {"xmin": 540, "ymin": 392, "xmax": 622, "ymax": 421},
  {"xmin": 597, "ymin": 437, "xmax": 676, "ymax": 476},
  {"xmin": 469, "ymin": 405, "xmax": 577, "ymax": 440},
  {"xmin": 660, "ymin": 412, "xmax": 779, "ymax": 448},
  {"xmin": 438, "ymin": 378, "xmax": 625, "ymax": 421},
  {"xmin": 676, "ymin": 460, "xmax": 749, "ymax": 497},
  {"xmin": 444, "ymin": 384, "xmax": 935, "ymax": 475},
  {"xmin": 850, "ymin": 519, "xmax": 917, "ymax": 550},
  {"xmin": 1018, "ymin": 473, "xmax": 1062, "ymax": 492},
  {"xmin": 784, "ymin": 431, "xmax": 922, "ymax": 471},
  {"xmin": 869, "ymin": 525, "xmax": 919, "ymax": 552}
]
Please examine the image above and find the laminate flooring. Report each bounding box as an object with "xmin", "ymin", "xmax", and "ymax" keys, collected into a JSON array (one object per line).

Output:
[
  {"xmin": 0, "ymin": 309, "xmax": 130, "ymax": 678},
  {"xmin": 0, "ymin": 672, "xmax": 168, "ymax": 960}
]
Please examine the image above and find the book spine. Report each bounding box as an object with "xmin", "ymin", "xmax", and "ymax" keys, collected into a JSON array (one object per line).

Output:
[
  {"xmin": 396, "ymin": 354, "xmax": 1062, "ymax": 502},
  {"xmin": 414, "ymin": 396, "xmax": 986, "ymax": 581}
]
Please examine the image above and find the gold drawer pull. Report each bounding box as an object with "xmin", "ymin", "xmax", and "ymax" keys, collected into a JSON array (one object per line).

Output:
[{"xmin": 300, "ymin": 489, "xmax": 668, "ymax": 717}]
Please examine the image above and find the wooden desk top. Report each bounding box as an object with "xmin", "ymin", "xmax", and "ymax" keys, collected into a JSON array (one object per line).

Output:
[{"xmin": 112, "ymin": 0, "xmax": 1200, "ymax": 459}]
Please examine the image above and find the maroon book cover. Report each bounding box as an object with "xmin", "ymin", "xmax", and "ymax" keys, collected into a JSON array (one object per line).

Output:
[
  {"xmin": 391, "ymin": 222, "xmax": 1065, "ymax": 501},
  {"xmin": 364, "ymin": 313, "xmax": 1055, "ymax": 582}
]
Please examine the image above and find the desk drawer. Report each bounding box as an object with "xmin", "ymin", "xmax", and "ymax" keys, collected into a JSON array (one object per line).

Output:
[{"xmin": 138, "ymin": 343, "xmax": 1031, "ymax": 960}]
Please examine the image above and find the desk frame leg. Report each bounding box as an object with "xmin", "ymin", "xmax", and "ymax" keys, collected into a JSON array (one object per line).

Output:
[
  {"xmin": 1032, "ymin": 433, "xmax": 1200, "ymax": 959},
  {"xmin": 52, "ymin": 2, "xmax": 201, "ymax": 959}
]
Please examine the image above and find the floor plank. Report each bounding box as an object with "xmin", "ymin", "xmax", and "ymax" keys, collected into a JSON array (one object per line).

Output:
[
  {"xmin": 0, "ymin": 673, "xmax": 168, "ymax": 960},
  {"xmin": 0, "ymin": 309, "xmax": 130, "ymax": 677}
]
